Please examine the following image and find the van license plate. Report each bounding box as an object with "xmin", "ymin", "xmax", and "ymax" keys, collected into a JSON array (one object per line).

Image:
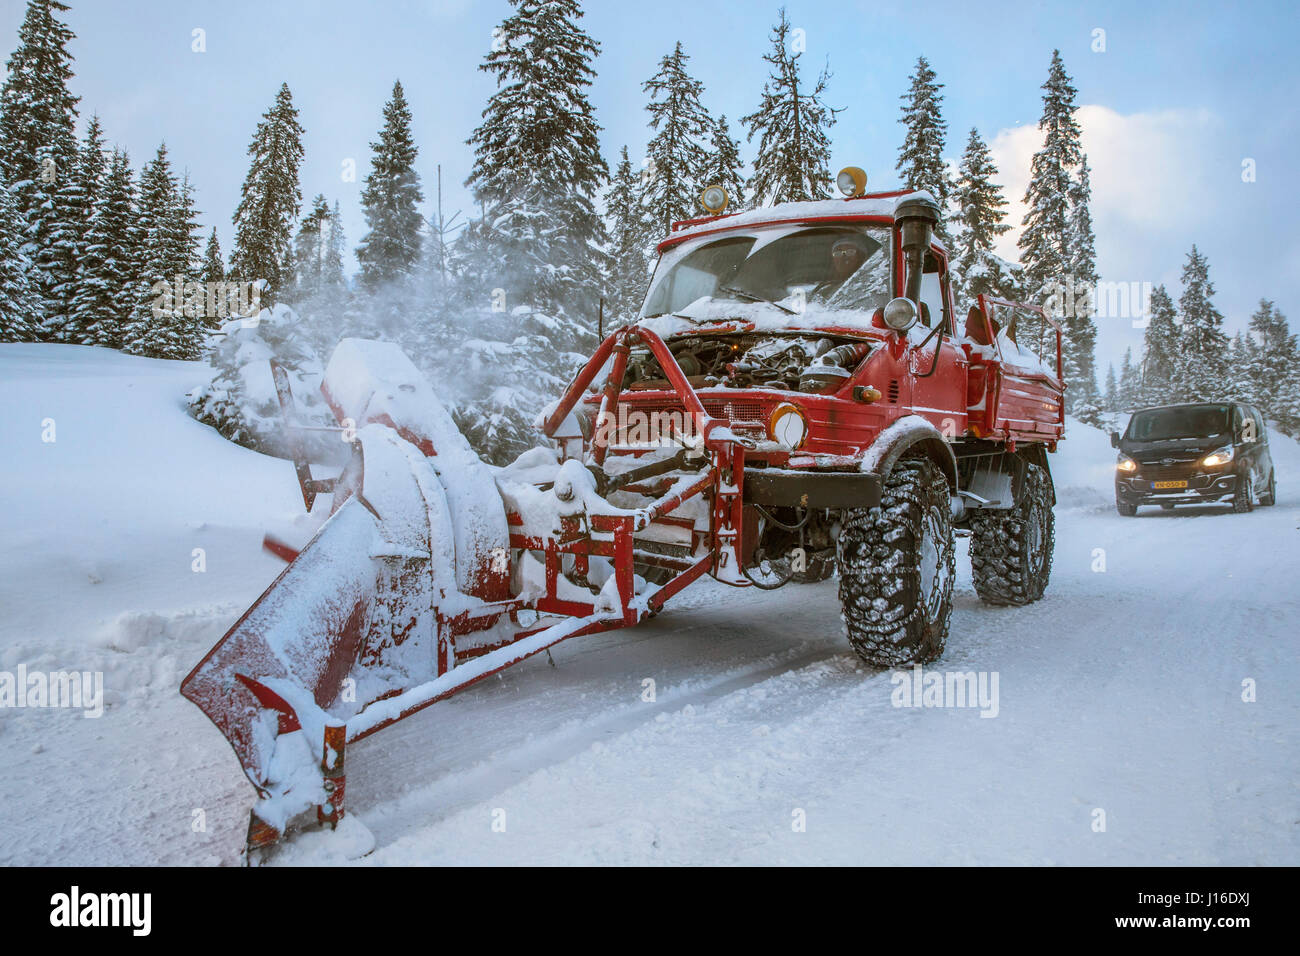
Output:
[{"xmin": 1153, "ymin": 480, "xmax": 1187, "ymax": 490}]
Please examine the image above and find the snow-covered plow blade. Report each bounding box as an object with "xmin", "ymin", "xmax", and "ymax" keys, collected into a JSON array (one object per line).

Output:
[{"xmin": 182, "ymin": 331, "xmax": 731, "ymax": 859}]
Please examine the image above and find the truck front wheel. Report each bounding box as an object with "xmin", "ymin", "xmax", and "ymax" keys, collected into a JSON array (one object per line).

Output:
[
  {"xmin": 970, "ymin": 462, "xmax": 1055, "ymax": 606},
  {"xmin": 836, "ymin": 457, "xmax": 954, "ymax": 667}
]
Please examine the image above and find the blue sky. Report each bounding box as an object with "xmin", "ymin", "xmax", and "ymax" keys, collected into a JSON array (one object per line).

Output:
[{"xmin": 3, "ymin": 0, "xmax": 1297, "ymax": 373}]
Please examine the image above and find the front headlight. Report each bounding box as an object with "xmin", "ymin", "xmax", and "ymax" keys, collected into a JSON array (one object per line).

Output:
[
  {"xmin": 1116, "ymin": 454, "xmax": 1137, "ymax": 473},
  {"xmin": 769, "ymin": 403, "xmax": 808, "ymax": 449},
  {"xmin": 1202, "ymin": 446, "xmax": 1234, "ymax": 467}
]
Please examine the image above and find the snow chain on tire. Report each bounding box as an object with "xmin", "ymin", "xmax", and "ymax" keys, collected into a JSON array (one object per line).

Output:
[
  {"xmin": 970, "ymin": 462, "xmax": 1055, "ymax": 606},
  {"xmin": 836, "ymin": 456, "xmax": 955, "ymax": 667}
]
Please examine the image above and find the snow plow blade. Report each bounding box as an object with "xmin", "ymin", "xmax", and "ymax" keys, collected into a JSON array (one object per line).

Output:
[
  {"xmin": 180, "ymin": 498, "xmax": 377, "ymax": 840},
  {"xmin": 180, "ymin": 332, "xmax": 732, "ymax": 859}
]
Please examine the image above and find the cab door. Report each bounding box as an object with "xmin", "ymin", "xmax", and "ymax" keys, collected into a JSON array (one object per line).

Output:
[{"xmin": 908, "ymin": 248, "xmax": 967, "ymax": 440}]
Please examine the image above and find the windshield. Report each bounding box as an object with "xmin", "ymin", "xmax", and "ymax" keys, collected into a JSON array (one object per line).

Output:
[
  {"xmin": 642, "ymin": 225, "xmax": 892, "ymax": 318},
  {"xmin": 1126, "ymin": 405, "xmax": 1231, "ymax": 441}
]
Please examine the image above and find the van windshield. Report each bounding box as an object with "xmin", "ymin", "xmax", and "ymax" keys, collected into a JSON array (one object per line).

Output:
[{"xmin": 1126, "ymin": 405, "xmax": 1230, "ymax": 441}]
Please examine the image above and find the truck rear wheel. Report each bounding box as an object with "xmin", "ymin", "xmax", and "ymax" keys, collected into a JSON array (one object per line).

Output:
[
  {"xmin": 836, "ymin": 457, "xmax": 954, "ymax": 667},
  {"xmin": 970, "ymin": 462, "xmax": 1054, "ymax": 606}
]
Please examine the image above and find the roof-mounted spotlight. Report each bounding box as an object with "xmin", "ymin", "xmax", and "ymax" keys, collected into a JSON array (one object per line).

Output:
[
  {"xmin": 836, "ymin": 166, "xmax": 867, "ymax": 198},
  {"xmin": 699, "ymin": 184, "xmax": 729, "ymax": 214}
]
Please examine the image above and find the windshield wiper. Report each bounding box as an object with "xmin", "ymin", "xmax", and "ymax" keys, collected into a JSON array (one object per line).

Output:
[{"xmin": 717, "ymin": 285, "xmax": 797, "ymax": 315}]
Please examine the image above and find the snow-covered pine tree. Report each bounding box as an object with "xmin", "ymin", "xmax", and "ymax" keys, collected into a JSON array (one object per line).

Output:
[
  {"xmin": 325, "ymin": 200, "xmax": 346, "ymax": 295},
  {"xmin": 604, "ymin": 145, "xmax": 651, "ymax": 323},
  {"xmin": 0, "ymin": 0, "xmax": 79, "ymax": 335},
  {"xmin": 123, "ymin": 144, "xmax": 202, "ymax": 359},
  {"xmin": 699, "ymin": 114, "xmax": 746, "ymax": 212},
  {"xmin": 1064, "ymin": 155, "xmax": 1100, "ymax": 406},
  {"xmin": 464, "ymin": 0, "xmax": 608, "ymax": 320},
  {"xmin": 0, "ymin": 178, "xmax": 39, "ymax": 341},
  {"xmin": 641, "ymin": 42, "xmax": 712, "ymax": 235},
  {"xmin": 68, "ymin": 148, "xmax": 134, "ymax": 349},
  {"xmin": 1225, "ymin": 331, "xmax": 1259, "ymax": 406},
  {"xmin": 1103, "ymin": 362, "xmax": 1118, "ymax": 412},
  {"xmin": 229, "ymin": 83, "xmax": 304, "ymax": 300},
  {"xmin": 1018, "ymin": 50, "xmax": 1098, "ymax": 411},
  {"xmin": 896, "ymin": 56, "xmax": 951, "ymax": 243},
  {"xmin": 950, "ymin": 127, "xmax": 1016, "ymax": 310},
  {"xmin": 1138, "ymin": 284, "xmax": 1180, "ymax": 405},
  {"xmin": 742, "ymin": 9, "xmax": 836, "ymax": 206},
  {"xmin": 173, "ymin": 173, "xmax": 200, "ymax": 271},
  {"xmin": 46, "ymin": 114, "xmax": 106, "ymax": 343},
  {"xmin": 1117, "ymin": 346, "xmax": 1140, "ymax": 411},
  {"xmin": 357, "ymin": 81, "xmax": 424, "ymax": 291},
  {"xmin": 200, "ymin": 228, "xmax": 223, "ymax": 285},
  {"xmin": 189, "ymin": 302, "xmax": 334, "ymax": 459},
  {"xmin": 291, "ymin": 194, "xmax": 331, "ymax": 302},
  {"xmin": 1171, "ymin": 245, "xmax": 1227, "ymax": 404},
  {"xmin": 1246, "ymin": 298, "xmax": 1300, "ymax": 433}
]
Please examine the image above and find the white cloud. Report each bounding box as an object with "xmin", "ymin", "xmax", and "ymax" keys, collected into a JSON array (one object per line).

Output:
[{"xmin": 984, "ymin": 105, "xmax": 1233, "ymax": 370}]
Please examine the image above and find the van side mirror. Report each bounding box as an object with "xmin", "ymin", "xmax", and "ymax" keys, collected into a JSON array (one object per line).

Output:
[{"xmin": 1109, "ymin": 431, "xmax": 1120, "ymax": 448}]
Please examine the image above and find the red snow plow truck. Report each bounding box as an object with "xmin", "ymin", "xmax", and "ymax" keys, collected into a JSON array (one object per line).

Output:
[{"xmin": 182, "ymin": 172, "xmax": 1065, "ymax": 859}]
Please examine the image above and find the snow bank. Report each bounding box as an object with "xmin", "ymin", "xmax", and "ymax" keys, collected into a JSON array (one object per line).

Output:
[{"xmin": 1050, "ymin": 415, "xmax": 1120, "ymax": 511}]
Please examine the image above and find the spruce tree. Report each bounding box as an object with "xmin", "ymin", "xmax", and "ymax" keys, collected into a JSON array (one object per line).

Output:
[
  {"xmin": 324, "ymin": 199, "xmax": 346, "ymax": 294},
  {"xmin": 896, "ymin": 56, "xmax": 951, "ymax": 241},
  {"xmin": 741, "ymin": 8, "xmax": 836, "ymax": 206},
  {"xmin": 465, "ymin": 0, "xmax": 608, "ymax": 320},
  {"xmin": 1117, "ymin": 346, "xmax": 1139, "ymax": 410},
  {"xmin": 200, "ymin": 228, "xmax": 223, "ymax": 285},
  {"xmin": 1018, "ymin": 50, "xmax": 1097, "ymax": 411},
  {"xmin": 950, "ymin": 127, "xmax": 1015, "ymax": 309},
  {"xmin": 1225, "ymin": 331, "xmax": 1259, "ymax": 406},
  {"xmin": 230, "ymin": 83, "xmax": 304, "ymax": 300},
  {"xmin": 1246, "ymin": 300, "xmax": 1292, "ymax": 413},
  {"xmin": 1103, "ymin": 363, "xmax": 1118, "ymax": 412},
  {"xmin": 1139, "ymin": 284, "xmax": 1180, "ymax": 405},
  {"xmin": 1064, "ymin": 155, "xmax": 1099, "ymax": 396},
  {"xmin": 48, "ymin": 114, "xmax": 106, "ymax": 342},
  {"xmin": 291, "ymin": 194, "xmax": 331, "ymax": 301},
  {"xmin": 68, "ymin": 149, "xmax": 135, "ymax": 349},
  {"xmin": 605, "ymin": 145, "xmax": 651, "ymax": 322},
  {"xmin": 1172, "ymin": 245, "xmax": 1226, "ymax": 403},
  {"xmin": 641, "ymin": 42, "xmax": 712, "ymax": 235},
  {"xmin": 0, "ymin": 179, "xmax": 39, "ymax": 341},
  {"xmin": 0, "ymin": 0, "xmax": 79, "ymax": 333},
  {"xmin": 357, "ymin": 81, "xmax": 424, "ymax": 290},
  {"xmin": 698, "ymin": 114, "xmax": 746, "ymax": 212},
  {"xmin": 123, "ymin": 144, "xmax": 202, "ymax": 358}
]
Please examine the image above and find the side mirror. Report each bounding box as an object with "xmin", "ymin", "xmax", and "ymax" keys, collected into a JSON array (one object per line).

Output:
[{"xmin": 1109, "ymin": 431, "xmax": 1120, "ymax": 448}]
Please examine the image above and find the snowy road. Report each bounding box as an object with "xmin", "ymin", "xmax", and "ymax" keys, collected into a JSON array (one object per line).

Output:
[{"xmin": 1, "ymin": 344, "xmax": 1296, "ymax": 865}]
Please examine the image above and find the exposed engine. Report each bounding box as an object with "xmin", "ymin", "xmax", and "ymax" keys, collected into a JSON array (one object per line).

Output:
[{"xmin": 626, "ymin": 334, "xmax": 871, "ymax": 394}]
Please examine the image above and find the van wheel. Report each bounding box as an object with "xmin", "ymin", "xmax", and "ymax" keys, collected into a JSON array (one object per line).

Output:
[
  {"xmin": 1258, "ymin": 470, "xmax": 1276, "ymax": 506},
  {"xmin": 1232, "ymin": 472, "xmax": 1254, "ymax": 513},
  {"xmin": 1116, "ymin": 499, "xmax": 1137, "ymax": 517},
  {"xmin": 836, "ymin": 457, "xmax": 954, "ymax": 667},
  {"xmin": 971, "ymin": 463, "xmax": 1055, "ymax": 605}
]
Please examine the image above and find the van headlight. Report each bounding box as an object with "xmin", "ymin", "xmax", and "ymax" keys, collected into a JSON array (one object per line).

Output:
[
  {"xmin": 1201, "ymin": 446, "xmax": 1234, "ymax": 467},
  {"xmin": 1116, "ymin": 455, "xmax": 1137, "ymax": 473},
  {"xmin": 768, "ymin": 403, "xmax": 808, "ymax": 449}
]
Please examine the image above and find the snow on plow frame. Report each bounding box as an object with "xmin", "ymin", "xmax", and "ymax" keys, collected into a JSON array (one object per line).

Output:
[{"xmin": 181, "ymin": 326, "xmax": 747, "ymax": 858}]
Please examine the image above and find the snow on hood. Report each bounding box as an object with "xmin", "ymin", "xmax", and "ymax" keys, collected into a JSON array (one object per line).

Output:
[{"xmin": 638, "ymin": 300, "xmax": 887, "ymax": 341}]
